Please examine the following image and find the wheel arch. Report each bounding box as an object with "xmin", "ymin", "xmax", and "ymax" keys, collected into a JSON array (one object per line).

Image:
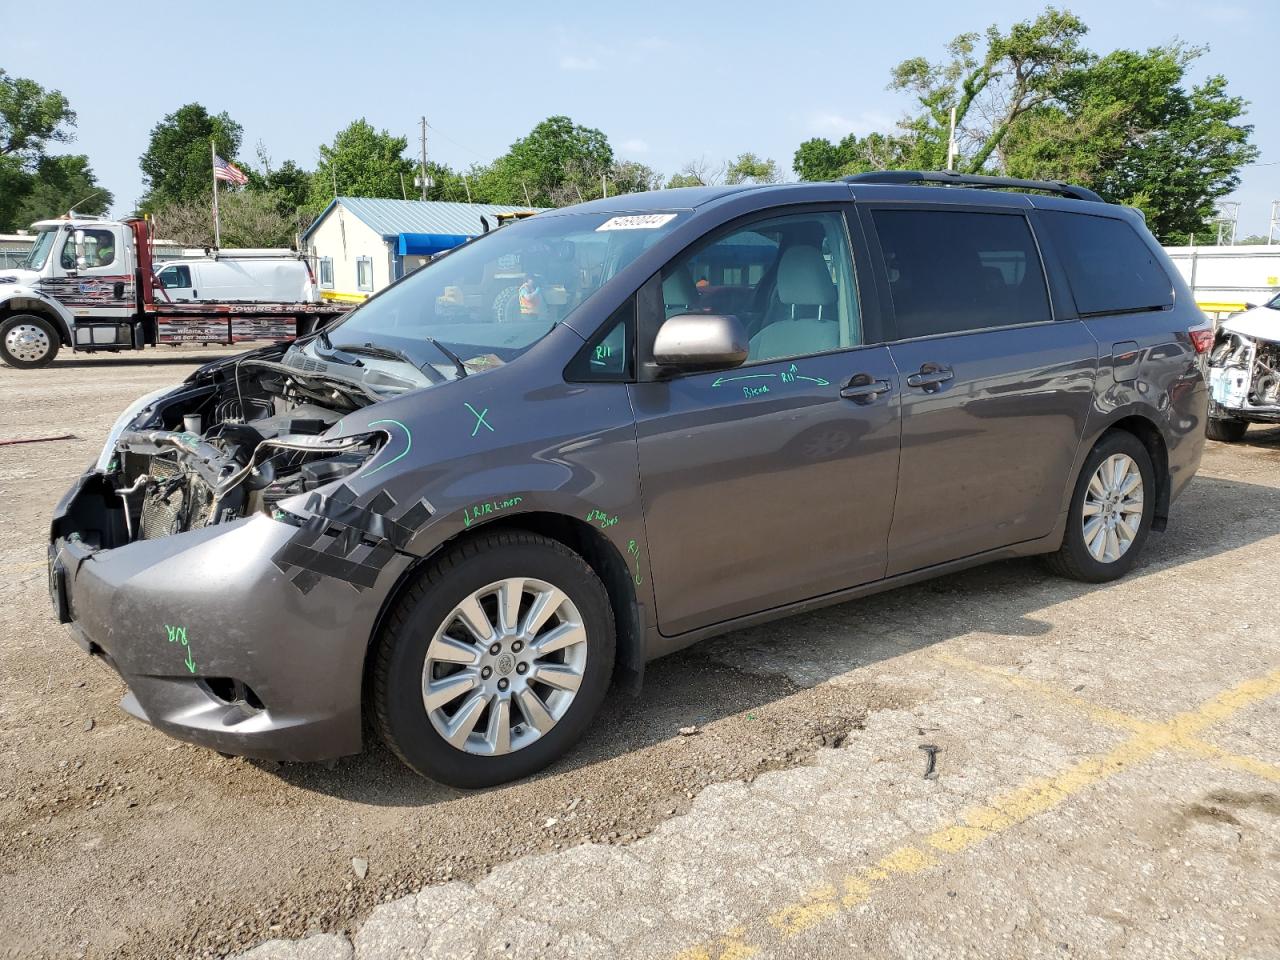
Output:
[
  {"xmin": 1086, "ymin": 414, "xmax": 1171, "ymax": 531},
  {"xmin": 0, "ymin": 294, "xmax": 75, "ymax": 346},
  {"xmin": 361, "ymin": 510, "xmax": 645, "ymax": 728}
]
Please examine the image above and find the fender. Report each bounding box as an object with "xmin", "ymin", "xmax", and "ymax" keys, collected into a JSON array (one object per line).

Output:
[{"xmin": 0, "ymin": 285, "xmax": 78, "ymax": 346}]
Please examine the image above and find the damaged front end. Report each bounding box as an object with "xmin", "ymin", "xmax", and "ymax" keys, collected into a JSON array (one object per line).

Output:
[
  {"xmin": 55, "ymin": 354, "xmax": 389, "ymax": 551},
  {"xmin": 1208, "ymin": 313, "xmax": 1280, "ymax": 424},
  {"xmin": 47, "ymin": 347, "xmax": 418, "ymax": 762}
]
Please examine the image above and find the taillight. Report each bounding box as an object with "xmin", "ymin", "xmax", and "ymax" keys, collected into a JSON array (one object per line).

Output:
[{"xmin": 1189, "ymin": 327, "xmax": 1214, "ymax": 354}]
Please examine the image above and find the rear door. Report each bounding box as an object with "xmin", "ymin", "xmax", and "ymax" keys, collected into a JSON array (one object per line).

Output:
[
  {"xmin": 629, "ymin": 206, "xmax": 902, "ymax": 636},
  {"xmin": 860, "ymin": 203, "xmax": 1098, "ymax": 575}
]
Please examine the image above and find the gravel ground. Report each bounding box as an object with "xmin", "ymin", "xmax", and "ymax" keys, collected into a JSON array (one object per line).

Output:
[{"xmin": 1, "ymin": 347, "xmax": 1277, "ymax": 960}]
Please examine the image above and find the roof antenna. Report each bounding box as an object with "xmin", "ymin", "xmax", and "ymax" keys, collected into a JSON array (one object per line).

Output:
[{"xmin": 67, "ymin": 190, "xmax": 104, "ymax": 219}]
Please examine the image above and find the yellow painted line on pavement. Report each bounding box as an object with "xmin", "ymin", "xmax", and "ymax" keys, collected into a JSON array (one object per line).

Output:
[
  {"xmin": 671, "ymin": 663, "xmax": 1280, "ymax": 959},
  {"xmin": 934, "ymin": 652, "xmax": 1280, "ymax": 784}
]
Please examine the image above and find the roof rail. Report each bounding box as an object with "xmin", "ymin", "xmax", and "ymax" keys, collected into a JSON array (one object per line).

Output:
[{"xmin": 842, "ymin": 170, "xmax": 1103, "ymax": 203}]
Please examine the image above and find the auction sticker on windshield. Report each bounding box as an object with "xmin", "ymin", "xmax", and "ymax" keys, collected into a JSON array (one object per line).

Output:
[{"xmin": 596, "ymin": 214, "xmax": 678, "ymax": 231}]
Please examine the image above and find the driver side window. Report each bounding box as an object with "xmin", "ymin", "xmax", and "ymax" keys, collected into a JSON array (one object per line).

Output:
[
  {"xmin": 659, "ymin": 210, "xmax": 861, "ymax": 364},
  {"xmin": 60, "ymin": 229, "xmax": 117, "ymax": 270}
]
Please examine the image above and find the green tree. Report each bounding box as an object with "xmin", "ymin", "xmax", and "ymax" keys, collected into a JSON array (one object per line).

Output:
[
  {"xmin": 139, "ymin": 103, "xmax": 242, "ymax": 210},
  {"xmin": 151, "ymin": 190, "xmax": 296, "ymax": 248},
  {"xmin": 0, "ymin": 69, "xmax": 84, "ymax": 230},
  {"xmin": 12, "ymin": 154, "xmax": 112, "ymax": 224},
  {"xmin": 307, "ymin": 119, "xmax": 414, "ymax": 212},
  {"xmin": 793, "ymin": 132, "xmax": 909, "ymax": 181},
  {"xmin": 666, "ymin": 157, "xmax": 724, "ymax": 188},
  {"xmin": 725, "ymin": 153, "xmax": 782, "ymax": 185},
  {"xmin": 479, "ymin": 116, "xmax": 614, "ymax": 206},
  {"xmin": 1003, "ymin": 45, "xmax": 1258, "ymax": 239}
]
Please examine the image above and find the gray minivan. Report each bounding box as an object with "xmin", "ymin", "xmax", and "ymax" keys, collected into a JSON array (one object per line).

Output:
[{"xmin": 50, "ymin": 172, "xmax": 1210, "ymax": 786}]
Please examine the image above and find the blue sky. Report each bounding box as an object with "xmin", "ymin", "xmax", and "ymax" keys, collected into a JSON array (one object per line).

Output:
[{"xmin": 2, "ymin": 0, "xmax": 1276, "ymax": 236}]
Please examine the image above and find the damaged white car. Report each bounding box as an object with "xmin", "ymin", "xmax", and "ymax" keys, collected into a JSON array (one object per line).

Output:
[{"xmin": 1207, "ymin": 292, "xmax": 1280, "ymax": 441}]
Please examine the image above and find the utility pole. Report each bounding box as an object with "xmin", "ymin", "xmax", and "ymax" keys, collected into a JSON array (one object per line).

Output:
[
  {"xmin": 1269, "ymin": 200, "xmax": 1280, "ymax": 245},
  {"xmin": 419, "ymin": 116, "xmax": 428, "ymax": 201},
  {"xmin": 946, "ymin": 107, "xmax": 958, "ymax": 172},
  {"xmin": 462, "ymin": 174, "xmax": 472, "ymax": 204}
]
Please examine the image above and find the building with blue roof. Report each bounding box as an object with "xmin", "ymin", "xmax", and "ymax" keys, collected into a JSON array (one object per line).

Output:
[{"xmin": 301, "ymin": 197, "xmax": 543, "ymax": 300}]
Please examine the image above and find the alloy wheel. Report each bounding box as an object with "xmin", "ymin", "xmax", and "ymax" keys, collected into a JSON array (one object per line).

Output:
[
  {"xmin": 422, "ymin": 578, "xmax": 588, "ymax": 756},
  {"xmin": 1082, "ymin": 453, "xmax": 1144, "ymax": 564}
]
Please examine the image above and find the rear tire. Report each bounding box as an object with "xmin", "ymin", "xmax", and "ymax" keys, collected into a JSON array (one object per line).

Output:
[
  {"xmin": 372, "ymin": 531, "xmax": 615, "ymax": 787},
  {"xmin": 1, "ymin": 314, "xmax": 61, "ymax": 369},
  {"xmin": 1045, "ymin": 431, "xmax": 1155, "ymax": 583},
  {"xmin": 1206, "ymin": 417, "xmax": 1248, "ymax": 442}
]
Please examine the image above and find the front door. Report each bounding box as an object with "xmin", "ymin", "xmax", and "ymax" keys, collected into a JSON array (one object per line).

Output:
[
  {"xmin": 862, "ymin": 205, "xmax": 1098, "ymax": 576},
  {"xmin": 43, "ymin": 226, "xmax": 135, "ymax": 318},
  {"xmin": 630, "ymin": 207, "xmax": 901, "ymax": 636}
]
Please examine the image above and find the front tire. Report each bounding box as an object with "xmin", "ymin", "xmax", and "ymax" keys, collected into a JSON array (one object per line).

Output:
[
  {"xmin": 1, "ymin": 314, "xmax": 61, "ymax": 369},
  {"xmin": 1206, "ymin": 417, "xmax": 1248, "ymax": 442},
  {"xmin": 1045, "ymin": 431, "xmax": 1155, "ymax": 583},
  {"xmin": 372, "ymin": 531, "xmax": 615, "ymax": 787}
]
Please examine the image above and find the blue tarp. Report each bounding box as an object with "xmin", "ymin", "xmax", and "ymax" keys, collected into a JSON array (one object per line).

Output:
[{"xmin": 397, "ymin": 232, "xmax": 471, "ymax": 256}]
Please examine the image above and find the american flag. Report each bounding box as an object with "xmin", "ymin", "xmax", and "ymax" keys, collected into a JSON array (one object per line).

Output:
[{"xmin": 213, "ymin": 155, "xmax": 249, "ymax": 186}]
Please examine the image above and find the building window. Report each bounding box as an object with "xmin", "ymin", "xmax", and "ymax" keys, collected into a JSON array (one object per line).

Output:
[
  {"xmin": 356, "ymin": 257, "xmax": 373, "ymax": 292},
  {"xmin": 318, "ymin": 257, "xmax": 334, "ymax": 289}
]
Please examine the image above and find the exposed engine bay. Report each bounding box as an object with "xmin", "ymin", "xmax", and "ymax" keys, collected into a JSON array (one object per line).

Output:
[
  {"xmin": 59, "ymin": 351, "xmax": 388, "ymax": 550},
  {"xmin": 1208, "ymin": 328, "xmax": 1280, "ymax": 418}
]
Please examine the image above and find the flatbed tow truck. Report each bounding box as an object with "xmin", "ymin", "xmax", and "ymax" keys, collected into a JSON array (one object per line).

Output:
[{"xmin": 0, "ymin": 215, "xmax": 351, "ymax": 369}]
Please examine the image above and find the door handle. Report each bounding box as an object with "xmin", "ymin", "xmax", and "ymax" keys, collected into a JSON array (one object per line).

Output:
[
  {"xmin": 840, "ymin": 376, "xmax": 892, "ymax": 403},
  {"xmin": 906, "ymin": 365, "xmax": 954, "ymax": 390}
]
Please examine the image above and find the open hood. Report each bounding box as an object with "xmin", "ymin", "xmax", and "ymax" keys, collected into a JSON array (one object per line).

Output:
[{"xmin": 1220, "ymin": 304, "xmax": 1280, "ymax": 344}]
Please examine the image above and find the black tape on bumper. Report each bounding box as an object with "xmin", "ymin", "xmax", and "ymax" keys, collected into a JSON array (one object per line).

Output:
[{"xmin": 272, "ymin": 490, "xmax": 434, "ymax": 593}]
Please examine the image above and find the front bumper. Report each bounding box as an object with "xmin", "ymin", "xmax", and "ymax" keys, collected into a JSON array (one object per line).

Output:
[{"xmin": 50, "ymin": 477, "xmax": 411, "ymax": 762}]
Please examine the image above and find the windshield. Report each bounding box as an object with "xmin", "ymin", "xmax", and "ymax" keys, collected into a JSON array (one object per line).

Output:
[
  {"xmin": 320, "ymin": 211, "xmax": 683, "ymax": 374},
  {"xmin": 23, "ymin": 227, "xmax": 60, "ymax": 270}
]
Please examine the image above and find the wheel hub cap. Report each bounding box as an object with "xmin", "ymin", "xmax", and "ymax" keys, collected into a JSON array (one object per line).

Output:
[
  {"xmin": 1082, "ymin": 453, "xmax": 1144, "ymax": 564},
  {"xmin": 422, "ymin": 577, "xmax": 588, "ymax": 756},
  {"xmin": 5, "ymin": 324, "xmax": 51, "ymax": 363}
]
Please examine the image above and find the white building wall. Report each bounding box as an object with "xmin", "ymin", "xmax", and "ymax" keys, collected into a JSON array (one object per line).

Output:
[
  {"xmin": 1163, "ymin": 245, "xmax": 1280, "ymax": 319},
  {"xmin": 305, "ymin": 203, "xmax": 396, "ymax": 299}
]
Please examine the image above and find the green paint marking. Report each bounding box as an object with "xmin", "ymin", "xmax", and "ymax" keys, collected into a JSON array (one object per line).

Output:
[
  {"xmin": 465, "ymin": 402, "xmax": 494, "ymax": 437},
  {"xmin": 462, "ymin": 496, "xmax": 522, "ymax": 528},
  {"xmin": 585, "ymin": 509, "xmax": 619, "ymax": 529},
  {"xmin": 164, "ymin": 624, "xmax": 196, "ymax": 674},
  {"xmin": 364, "ymin": 419, "xmax": 412, "ymax": 476},
  {"xmin": 713, "ymin": 364, "xmax": 830, "ymax": 391},
  {"xmin": 627, "ymin": 538, "xmax": 643, "ymax": 586},
  {"xmin": 711, "ymin": 373, "xmax": 776, "ymax": 387}
]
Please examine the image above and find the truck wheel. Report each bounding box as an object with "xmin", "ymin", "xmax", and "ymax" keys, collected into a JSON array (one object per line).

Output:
[
  {"xmin": 372, "ymin": 531, "xmax": 615, "ymax": 787},
  {"xmin": 1206, "ymin": 417, "xmax": 1248, "ymax": 442},
  {"xmin": 1, "ymin": 314, "xmax": 61, "ymax": 369}
]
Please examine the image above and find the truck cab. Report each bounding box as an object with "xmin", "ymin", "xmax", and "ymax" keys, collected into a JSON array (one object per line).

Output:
[{"xmin": 1, "ymin": 217, "xmax": 347, "ymax": 369}]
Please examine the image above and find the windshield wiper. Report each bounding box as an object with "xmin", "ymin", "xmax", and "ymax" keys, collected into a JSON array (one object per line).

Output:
[
  {"xmin": 423, "ymin": 336, "xmax": 468, "ymax": 379},
  {"xmin": 335, "ymin": 342, "xmax": 446, "ymax": 384},
  {"xmin": 314, "ymin": 330, "xmax": 364, "ymax": 367}
]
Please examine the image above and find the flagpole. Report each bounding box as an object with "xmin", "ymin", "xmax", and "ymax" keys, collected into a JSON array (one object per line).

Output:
[{"xmin": 211, "ymin": 139, "xmax": 221, "ymax": 249}]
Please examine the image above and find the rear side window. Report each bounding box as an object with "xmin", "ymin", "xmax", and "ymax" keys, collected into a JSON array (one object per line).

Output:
[
  {"xmin": 872, "ymin": 210, "xmax": 1051, "ymax": 338},
  {"xmin": 1040, "ymin": 211, "xmax": 1173, "ymax": 316}
]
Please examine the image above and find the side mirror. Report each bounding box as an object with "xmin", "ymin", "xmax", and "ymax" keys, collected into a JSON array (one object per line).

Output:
[{"xmin": 653, "ymin": 313, "xmax": 749, "ymax": 371}]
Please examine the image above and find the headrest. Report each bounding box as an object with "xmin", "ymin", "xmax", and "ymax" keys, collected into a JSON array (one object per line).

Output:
[
  {"xmin": 776, "ymin": 245, "xmax": 836, "ymax": 306},
  {"xmin": 662, "ymin": 266, "xmax": 699, "ymax": 310}
]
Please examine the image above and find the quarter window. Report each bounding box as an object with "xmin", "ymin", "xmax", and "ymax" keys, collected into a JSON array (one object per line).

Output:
[
  {"xmin": 356, "ymin": 257, "xmax": 373, "ymax": 291},
  {"xmin": 565, "ymin": 300, "xmax": 634, "ymax": 381},
  {"xmin": 659, "ymin": 211, "xmax": 861, "ymax": 364},
  {"xmin": 872, "ymin": 210, "xmax": 1051, "ymax": 338},
  {"xmin": 1039, "ymin": 211, "xmax": 1173, "ymax": 316}
]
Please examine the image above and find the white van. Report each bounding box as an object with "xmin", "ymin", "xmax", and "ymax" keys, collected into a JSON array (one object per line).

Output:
[{"xmin": 155, "ymin": 252, "xmax": 317, "ymax": 303}]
